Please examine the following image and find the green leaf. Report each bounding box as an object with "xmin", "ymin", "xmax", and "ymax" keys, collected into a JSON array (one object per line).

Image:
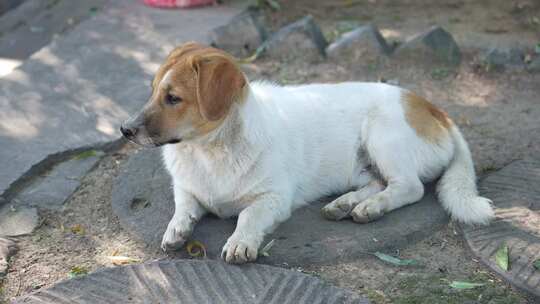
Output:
[
  {"xmin": 449, "ymin": 281, "xmax": 485, "ymax": 289},
  {"xmin": 237, "ymin": 44, "xmax": 266, "ymax": 63},
  {"xmin": 533, "ymin": 259, "xmax": 540, "ymax": 270},
  {"xmin": 373, "ymin": 252, "xmax": 419, "ymax": 266},
  {"xmin": 495, "ymin": 244, "xmax": 509, "ymax": 271},
  {"xmin": 431, "ymin": 67, "xmax": 451, "ymax": 80},
  {"xmin": 259, "ymin": 239, "xmax": 275, "ymax": 257},
  {"xmin": 266, "ymin": 0, "xmax": 281, "ymax": 10},
  {"xmin": 68, "ymin": 266, "xmax": 88, "ymax": 278},
  {"xmin": 73, "ymin": 149, "xmax": 103, "ymax": 160}
]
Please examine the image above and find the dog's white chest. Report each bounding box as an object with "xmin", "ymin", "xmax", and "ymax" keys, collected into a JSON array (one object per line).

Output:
[{"xmin": 163, "ymin": 144, "xmax": 260, "ymax": 217}]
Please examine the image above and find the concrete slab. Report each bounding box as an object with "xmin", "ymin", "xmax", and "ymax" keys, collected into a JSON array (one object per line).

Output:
[
  {"xmin": 0, "ymin": 0, "xmax": 22, "ymax": 16},
  {"xmin": 112, "ymin": 149, "xmax": 449, "ymax": 267},
  {"xmin": 14, "ymin": 260, "xmax": 370, "ymax": 304},
  {"xmin": 462, "ymin": 159, "xmax": 540, "ymax": 299},
  {"xmin": 0, "ymin": 0, "xmax": 108, "ymax": 64},
  {"xmin": 0, "ymin": 0, "xmax": 240, "ymax": 196},
  {"xmin": 0, "ymin": 205, "xmax": 39, "ymax": 236},
  {"xmin": 15, "ymin": 151, "xmax": 102, "ymax": 210}
]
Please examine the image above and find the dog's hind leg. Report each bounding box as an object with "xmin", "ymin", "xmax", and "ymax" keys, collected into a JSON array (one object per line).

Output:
[
  {"xmin": 349, "ymin": 124, "xmax": 425, "ymax": 223},
  {"xmin": 321, "ymin": 176, "xmax": 384, "ymax": 221}
]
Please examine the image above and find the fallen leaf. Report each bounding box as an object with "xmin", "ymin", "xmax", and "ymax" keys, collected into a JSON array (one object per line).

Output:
[
  {"xmin": 324, "ymin": 0, "xmax": 363, "ymax": 8},
  {"xmin": 495, "ymin": 244, "xmax": 509, "ymax": 271},
  {"xmin": 238, "ymin": 45, "xmax": 266, "ymax": 64},
  {"xmin": 73, "ymin": 149, "xmax": 103, "ymax": 160},
  {"xmin": 107, "ymin": 256, "xmax": 141, "ymax": 266},
  {"xmin": 266, "ymin": 0, "xmax": 281, "ymax": 10},
  {"xmin": 533, "ymin": 259, "xmax": 540, "ymax": 270},
  {"xmin": 70, "ymin": 224, "xmax": 85, "ymax": 235},
  {"xmin": 449, "ymin": 281, "xmax": 485, "ymax": 289},
  {"xmin": 111, "ymin": 248, "xmax": 119, "ymax": 256},
  {"xmin": 373, "ymin": 252, "xmax": 419, "ymax": 266},
  {"xmin": 259, "ymin": 239, "xmax": 276, "ymax": 257},
  {"xmin": 186, "ymin": 240, "xmax": 207, "ymax": 258},
  {"xmin": 68, "ymin": 266, "xmax": 88, "ymax": 278}
]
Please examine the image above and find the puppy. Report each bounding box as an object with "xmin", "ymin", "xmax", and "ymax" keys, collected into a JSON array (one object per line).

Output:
[{"xmin": 121, "ymin": 42, "xmax": 494, "ymax": 264}]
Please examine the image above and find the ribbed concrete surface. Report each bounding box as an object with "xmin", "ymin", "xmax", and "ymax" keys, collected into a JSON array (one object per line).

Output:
[
  {"xmin": 14, "ymin": 260, "xmax": 369, "ymax": 304},
  {"xmin": 462, "ymin": 159, "xmax": 540, "ymax": 299}
]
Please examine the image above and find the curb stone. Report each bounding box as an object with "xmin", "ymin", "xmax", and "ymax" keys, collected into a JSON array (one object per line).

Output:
[
  {"xmin": 326, "ymin": 24, "xmax": 391, "ymax": 63},
  {"xmin": 393, "ymin": 26, "xmax": 461, "ymax": 66},
  {"xmin": 209, "ymin": 8, "xmax": 269, "ymax": 57},
  {"xmin": 261, "ymin": 15, "xmax": 328, "ymax": 62},
  {"xmin": 479, "ymin": 48, "xmax": 525, "ymax": 70}
]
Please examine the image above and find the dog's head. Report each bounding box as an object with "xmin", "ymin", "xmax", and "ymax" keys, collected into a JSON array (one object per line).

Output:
[{"xmin": 120, "ymin": 42, "xmax": 246, "ymax": 147}]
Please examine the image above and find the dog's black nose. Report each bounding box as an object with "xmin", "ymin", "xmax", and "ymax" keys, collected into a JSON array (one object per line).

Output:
[{"xmin": 120, "ymin": 125, "xmax": 137, "ymax": 139}]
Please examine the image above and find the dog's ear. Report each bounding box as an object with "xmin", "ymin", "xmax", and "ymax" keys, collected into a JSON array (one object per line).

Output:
[{"xmin": 193, "ymin": 54, "xmax": 246, "ymax": 121}]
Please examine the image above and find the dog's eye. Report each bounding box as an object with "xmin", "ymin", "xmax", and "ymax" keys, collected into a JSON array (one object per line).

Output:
[{"xmin": 165, "ymin": 93, "xmax": 182, "ymax": 105}]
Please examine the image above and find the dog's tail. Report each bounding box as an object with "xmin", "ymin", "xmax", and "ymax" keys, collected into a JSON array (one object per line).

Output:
[{"xmin": 436, "ymin": 126, "xmax": 494, "ymax": 225}]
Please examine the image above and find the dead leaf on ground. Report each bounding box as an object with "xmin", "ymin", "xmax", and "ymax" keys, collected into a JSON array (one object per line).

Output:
[
  {"xmin": 70, "ymin": 224, "xmax": 85, "ymax": 235},
  {"xmin": 107, "ymin": 256, "xmax": 141, "ymax": 266},
  {"xmin": 186, "ymin": 240, "xmax": 207, "ymax": 258}
]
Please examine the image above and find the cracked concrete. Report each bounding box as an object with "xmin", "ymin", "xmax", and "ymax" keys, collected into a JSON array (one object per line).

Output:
[{"xmin": 0, "ymin": 0, "xmax": 240, "ymax": 197}]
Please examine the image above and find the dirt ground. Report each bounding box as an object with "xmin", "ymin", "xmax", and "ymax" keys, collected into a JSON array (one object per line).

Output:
[{"xmin": 2, "ymin": 0, "xmax": 540, "ymax": 303}]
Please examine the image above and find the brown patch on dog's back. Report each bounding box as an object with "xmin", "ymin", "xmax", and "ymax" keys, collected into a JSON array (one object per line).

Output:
[{"xmin": 402, "ymin": 91, "xmax": 452, "ymax": 142}]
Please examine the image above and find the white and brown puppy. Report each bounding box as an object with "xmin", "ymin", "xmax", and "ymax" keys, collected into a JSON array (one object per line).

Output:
[{"xmin": 121, "ymin": 42, "xmax": 494, "ymax": 264}]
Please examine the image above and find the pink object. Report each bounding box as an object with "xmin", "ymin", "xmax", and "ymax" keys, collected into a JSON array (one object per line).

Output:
[{"xmin": 143, "ymin": 0, "xmax": 216, "ymax": 8}]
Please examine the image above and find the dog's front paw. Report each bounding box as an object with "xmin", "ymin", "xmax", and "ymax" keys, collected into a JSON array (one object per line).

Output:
[
  {"xmin": 161, "ymin": 216, "xmax": 194, "ymax": 252},
  {"xmin": 221, "ymin": 234, "xmax": 260, "ymax": 264}
]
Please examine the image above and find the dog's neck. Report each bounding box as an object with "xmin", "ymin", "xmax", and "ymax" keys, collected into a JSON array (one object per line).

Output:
[{"xmin": 176, "ymin": 84, "xmax": 270, "ymax": 156}]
